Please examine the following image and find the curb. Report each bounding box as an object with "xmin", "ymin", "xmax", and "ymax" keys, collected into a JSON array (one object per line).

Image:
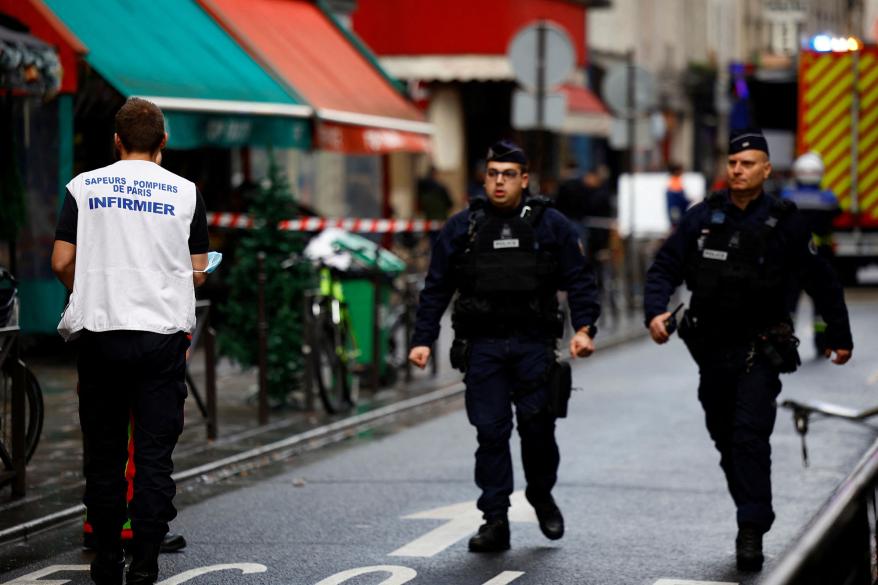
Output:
[{"xmin": 0, "ymin": 327, "xmax": 647, "ymax": 546}]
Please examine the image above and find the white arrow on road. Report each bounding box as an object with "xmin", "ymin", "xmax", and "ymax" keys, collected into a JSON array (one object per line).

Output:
[
  {"xmin": 157, "ymin": 563, "xmax": 267, "ymax": 585},
  {"xmin": 389, "ymin": 490, "xmax": 537, "ymax": 558}
]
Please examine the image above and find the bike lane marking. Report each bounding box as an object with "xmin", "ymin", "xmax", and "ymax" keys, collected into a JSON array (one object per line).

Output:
[
  {"xmin": 388, "ymin": 491, "xmax": 536, "ymax": 558},
  {"xmin": 653, "ymin": 579, "xmax": 738, "ymax": 585},
  {"xmin": 155, "ymin": 563, "xmax": 267, "ymax": 585},
  {"xmin": 0, "ymin": 564, "xmax": 267, "ymax": 585},
  {"xmin": 314, "ymin": 565, "xmax": 417, "ymax": 585}
]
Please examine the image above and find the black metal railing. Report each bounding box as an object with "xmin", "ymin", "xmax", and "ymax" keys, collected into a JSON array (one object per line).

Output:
[
  {"xmin": 762, "ymin": 438, "xmax": 878, "ymax": 584},
  {"xmin": 186, "ymin": 299, "xmax": 218, "ymax": 439}
]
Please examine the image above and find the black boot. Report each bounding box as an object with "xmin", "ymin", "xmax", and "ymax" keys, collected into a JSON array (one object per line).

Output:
[
  {"xmin": 468, "ymin": 517, "xmax": 510, "ymax": 552},
  {"xmin": 160, "ymin": 532, "xmax": 187, "ymax": 553},
  {"xmin": 526, "ymin": 491, "xmax": 564, "ymax": 540},
  {"xmin": 126, "ymin": 540, "xmax": 162, "ymax": 585},
  {"xmin": 89, "ymin": 533, "xmax": 124, "ymax": 585},
  {"xmin": 736, "ymin": 524, "xmax": 764, "ymax": 572}
]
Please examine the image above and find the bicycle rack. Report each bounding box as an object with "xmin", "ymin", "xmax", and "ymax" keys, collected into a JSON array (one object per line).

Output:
[
  {"xmin": 0, "ymin": 327, "xmax": 26, "ymax": 496},
  {"xmin": 782, "ymin": 398, "xmax": 878, "ymax": 467}
]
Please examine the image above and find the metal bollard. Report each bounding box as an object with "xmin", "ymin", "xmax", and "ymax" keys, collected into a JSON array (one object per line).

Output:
[
  {"xmin": 257, "ymin": 251, "xmax": 269, "ymax": 425},
  {"xmin": 205, "ymin": 325, "xmax": 218, "ymax": 440},
  {"xmin": 302, "ymin": 291, "xmax": 315, "ymax": 412}
]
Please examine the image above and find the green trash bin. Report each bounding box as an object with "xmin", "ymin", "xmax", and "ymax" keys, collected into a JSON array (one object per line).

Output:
[{"xmin": 305, "ymin": 229, "xmax": 406, "ymax": 380}]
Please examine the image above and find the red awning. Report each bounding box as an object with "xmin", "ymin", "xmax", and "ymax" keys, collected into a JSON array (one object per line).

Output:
[
  {"xmin": 561, "ymin": 84, "xmax": 609, "ymax": 115},
  {"xmin": 560, "ymin": 83, "xmax": 611, "ymax": 137},
  {"xmin": 199, "ymin": 0, "xmax": 431, "ymax": 154},
  {"xmin": 316, "ymin": 121, "xmax": 431, "ymax": 154}
]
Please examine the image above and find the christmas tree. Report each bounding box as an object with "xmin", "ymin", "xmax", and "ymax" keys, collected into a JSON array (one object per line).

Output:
[{"xmin": 219, "ymin": 159, "xmax": 311, "ymax": 403}]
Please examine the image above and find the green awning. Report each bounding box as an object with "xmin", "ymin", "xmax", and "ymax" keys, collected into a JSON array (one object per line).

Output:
[{"xmin": 42, "ymin": 0, "xmax": 312, "ymax": 149}]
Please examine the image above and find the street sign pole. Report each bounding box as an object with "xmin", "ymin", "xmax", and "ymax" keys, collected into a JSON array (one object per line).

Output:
[
  {"xmin": 536, "ymin": 23, "xmax": 546, "ymax": 188},
  {"xmin": 508, "ymin": 21, "xmax": 574, "ymax": 190},
  {"xmin": 625, "ymin": 49, "xmax": 639, "ymax": 312}
]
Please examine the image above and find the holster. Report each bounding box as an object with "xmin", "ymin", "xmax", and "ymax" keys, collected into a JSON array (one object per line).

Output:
[
  {"xmin": 677, "ymin": 310, "xmax": 707, "ymax": 365},
  {"xmin": 546, "ymin": 360, "xmax": 572, "ymax": 418},
  {"xmin": 758, "ymin": 323, "xmax": 801, "ymax": 373},
  {"xmin": 449, "ymin": 338, "xmax": 471, "ymax": 373}
]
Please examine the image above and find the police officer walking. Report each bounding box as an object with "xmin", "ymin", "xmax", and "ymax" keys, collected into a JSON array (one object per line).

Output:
[
  {"xmin": 644, "ymin": 129, "xmax": 853, "ymax": 572},
  {"xmin": 51, "ymin": 97, "xmax": 210, "ymax": 585},
  {"xmin": 409, "ymin": 140, "xmax": 600, "ymax": 552}
]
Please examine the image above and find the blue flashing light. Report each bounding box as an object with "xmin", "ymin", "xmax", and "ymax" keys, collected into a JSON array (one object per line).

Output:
[
  {"xmin": 811, "ymin": 35, "xmax": 832, "ymax": 52},
  {"xmin": 809, "ymin": 34, "xmax": 862, "ymax": 53}
]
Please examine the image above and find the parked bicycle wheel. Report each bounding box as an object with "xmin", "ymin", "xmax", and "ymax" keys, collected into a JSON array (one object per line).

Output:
[
  {"xmin": 311, "ymin": 311, "xmax": 352, "ymax": 414},
  {"xmin": 0, "ymin": 360, "xmax": 44, "ymax": 479}
]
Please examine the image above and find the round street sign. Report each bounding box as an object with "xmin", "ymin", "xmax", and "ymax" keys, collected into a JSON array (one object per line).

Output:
[
  {"xmin": 507, "ymin": 21, "xmax": 576, "ymax": 91},
  {"xmin": 602, "ymin": 64, "xmax": 657, "ymax": 117}
]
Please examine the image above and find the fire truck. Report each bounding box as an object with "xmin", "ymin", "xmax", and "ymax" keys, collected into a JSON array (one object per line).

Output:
[{"xmin": 798, "ymin": 42, "xmax": 878, "ymax": 283}]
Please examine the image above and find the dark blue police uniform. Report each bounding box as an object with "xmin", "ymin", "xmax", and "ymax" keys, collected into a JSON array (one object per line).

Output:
[
  {"xmin": 644, "ymin": 189, "xmax": 853, "ymax": 534},
  {"xmin": 412, "ymin": 195, "xmax": 600, "ymax": 526}
]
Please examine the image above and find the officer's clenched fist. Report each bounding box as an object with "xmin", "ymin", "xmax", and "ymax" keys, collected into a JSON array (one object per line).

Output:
[{"xmin": 409, "ymin": 346, "xmax": 431, "ymax": 369}]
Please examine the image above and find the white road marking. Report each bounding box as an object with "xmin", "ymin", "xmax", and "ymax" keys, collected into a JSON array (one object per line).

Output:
[
  {"xmin": 653, "ymin": 579, "xmax": 738, "ymax": 585},
  {"xmin": 1, "ymin": 565, "xmax": 88, "ymax": 585},
  {"xmin": 389, "ymin": 491, "xmax": 537, "ymax": 558},
  {"xmin": 156, "ymin": 563, "xmax": 267, "ymax": 585},
  {"xmin": 482, "ymin": 571, "xmax": 526, "ymax": 584},
  {"xmin": 313, "ymin": 565, "xmax": 417, "ymax": 585}
]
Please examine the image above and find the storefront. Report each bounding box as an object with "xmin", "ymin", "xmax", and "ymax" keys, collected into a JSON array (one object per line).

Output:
[
  {"xmin": 352, "ymin": 0, "xmax": 608, "ymax": 200},
  {"xmin": 0, "ymin": 0, "xmax": 85, "ymax": 333},
  {"xmin": 6, "ymin": 0, "xmax": 312, "ymax": 332},
  {"xmin": 198, "ymin": 0, "xmax": 432, "ymax": 222}
]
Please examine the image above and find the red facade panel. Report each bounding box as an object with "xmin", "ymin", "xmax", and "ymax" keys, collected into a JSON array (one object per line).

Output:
[{"xmin": 352, "ymin": 0, "xmax": 587, "ymax": 66}]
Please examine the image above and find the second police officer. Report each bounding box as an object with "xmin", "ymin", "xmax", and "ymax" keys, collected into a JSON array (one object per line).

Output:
[
  {"xmin": 644, "ymin": 129, "xmax": 853, "ymax": 572},
  {"xmin": 409, "ymin": 140, "xmax": 601, "ymax": 552}
]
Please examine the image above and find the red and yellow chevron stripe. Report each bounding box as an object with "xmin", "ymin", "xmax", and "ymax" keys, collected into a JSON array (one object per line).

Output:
[
  {"xmin": 856, "ymin": 50, "xmax": 878, "ymax": 220},
  {"xmin": 799, "ymin": 48, "xmax": 878, "ymax": 225}
]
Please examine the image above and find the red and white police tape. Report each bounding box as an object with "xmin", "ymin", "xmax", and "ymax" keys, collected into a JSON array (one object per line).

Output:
[{"xmin": 207, "ymin": 213, "xmax": 443, "ymax": 233}]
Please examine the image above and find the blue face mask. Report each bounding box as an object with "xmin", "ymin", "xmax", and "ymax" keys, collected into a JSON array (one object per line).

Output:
[{"xmin": 196, "ymin": 251, "xmax": 223, "ymax": 274}]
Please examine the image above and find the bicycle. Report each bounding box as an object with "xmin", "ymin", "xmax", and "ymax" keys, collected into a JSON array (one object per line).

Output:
[
  {"xmin": 282, "ymin": 252, "xmax": 360, "ymax": 415},
  {"xmin": 382, "ymin": 272, "xmax": 437, "ymax": 386},
  {"xmin": 0, "ymin": 267, "xmax": 44, "ymax": 487}
]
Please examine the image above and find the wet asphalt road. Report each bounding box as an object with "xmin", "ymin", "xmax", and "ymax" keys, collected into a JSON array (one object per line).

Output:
[{"xmin": 2, "ymin": 292, "xmax": 877, "ymax": 585}]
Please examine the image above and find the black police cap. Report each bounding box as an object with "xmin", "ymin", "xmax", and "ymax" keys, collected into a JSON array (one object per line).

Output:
[
  {"xmin": 729, "ymin": 128, "xmax": 770, "ymax": 157},
  {"xmin": 486, "ymin": 140, "xmax": 528, "ymax": 166}
]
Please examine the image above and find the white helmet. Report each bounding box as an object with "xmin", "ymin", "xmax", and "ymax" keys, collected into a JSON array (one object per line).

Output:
[{"xmin": 793, "ymin": 152, "xmax": 825, "ymax": 185}]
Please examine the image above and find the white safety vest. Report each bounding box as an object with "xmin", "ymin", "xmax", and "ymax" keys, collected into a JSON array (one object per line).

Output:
[{"xmin": 58, "ymin": 160, "xmax": 198, "ymax": 340}]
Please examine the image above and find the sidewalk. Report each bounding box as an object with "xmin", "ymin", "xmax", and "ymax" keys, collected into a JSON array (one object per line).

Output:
[{"xmin": 0, "ymin": 306, "xmax": 647, "ymax": 544}]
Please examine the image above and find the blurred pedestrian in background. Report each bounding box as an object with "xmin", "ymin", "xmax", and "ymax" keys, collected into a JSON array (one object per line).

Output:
[
  {"xmin": 555, "ymin": 161, "xmax": 590, "ymax": 244},
  {"xmin": 466, "ymin": 159, "xmax": 486, "ymax": 202},
  {"xmin": 417, "ymin": 166, "xmax": 453, "ymax": 243},
  {"xmin": 782, "ymin": 152, "xmax": 841, "ymax": 355},
  {"xmin": 644, "ymin": 128, "xmax": 852, "ymax": 572},
  {"xmin": 665, "ymin": 162, "xmax": 688, "ymax": 230}
]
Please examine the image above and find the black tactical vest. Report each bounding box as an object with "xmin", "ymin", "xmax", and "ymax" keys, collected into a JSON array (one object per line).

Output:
[
  {"xmin": 452, "ymin": 197, "xmax": 560, "ymax": 338},
  {"xmin": 685, "ymin": 192, "xmax": 794, "ymax": 331}
]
